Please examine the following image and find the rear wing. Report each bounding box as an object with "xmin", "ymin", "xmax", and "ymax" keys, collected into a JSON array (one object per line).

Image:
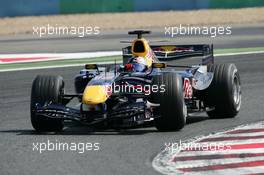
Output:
[{"xmin": 122, "ymin": 44, "xmax": 214, "ymax": 65}]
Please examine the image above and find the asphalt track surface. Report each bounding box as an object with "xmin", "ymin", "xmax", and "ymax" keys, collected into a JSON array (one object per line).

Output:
[{"xmin": 0, "ymin": 25, "xmax": 264, "ymax": 175}]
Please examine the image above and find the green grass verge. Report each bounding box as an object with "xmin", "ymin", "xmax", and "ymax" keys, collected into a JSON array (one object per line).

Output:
[{"xmin": 215, "ymin": 47, "xmax": 264, "ymax": 54}]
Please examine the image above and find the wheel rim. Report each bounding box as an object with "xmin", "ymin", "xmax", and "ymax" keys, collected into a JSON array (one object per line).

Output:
[
  {"xmin": 233, "ymin": 75, "xmax": 241, "ymax": 105},
  {"xmin": 183, "ymin": 104, "xmax": 187, "ymax": 120}
]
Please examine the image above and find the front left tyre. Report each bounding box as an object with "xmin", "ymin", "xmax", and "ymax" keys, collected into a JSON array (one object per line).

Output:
[
  {"xmin": 30, "ymin": 75, "xmax": 64, "ymax": 132},
  {"xmin": 151, "ymin": 73, "xmax": 186, "ymax": 131}
]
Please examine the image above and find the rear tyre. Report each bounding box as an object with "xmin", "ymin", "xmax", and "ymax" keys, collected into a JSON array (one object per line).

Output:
[
  {"xmin": 151, "ymin": 73, "xmax": 186, "ymax": 131},
  {"xmin": 30, "ymin": 75, "xmax": 64, "ymax": 132},
  {"xmin": 203, "ymin": 63, "xmax": 241, "ymax": 118}
]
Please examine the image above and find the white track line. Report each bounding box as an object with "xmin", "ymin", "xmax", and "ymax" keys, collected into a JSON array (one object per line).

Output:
[
  {"xmin": 215, "ymin": 50, "xmax": 264, "ymax": 57},
  {"xmin": 0, "ymin": 51, "xmax": 122, "ymax": 64},
  {"xmin": 0, "ymin": 61, "xmax": 122, "ymax": 72}
]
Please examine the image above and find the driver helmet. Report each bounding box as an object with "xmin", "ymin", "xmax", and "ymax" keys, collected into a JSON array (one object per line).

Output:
[{"xmin": 131, "ymin": 56, "xmax": 148, "ymax": 72}]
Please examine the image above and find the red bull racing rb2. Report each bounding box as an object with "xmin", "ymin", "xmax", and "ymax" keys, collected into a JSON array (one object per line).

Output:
[{"xmin": 30, "ymin": 30, "xmax": 242, "ymax": 132}]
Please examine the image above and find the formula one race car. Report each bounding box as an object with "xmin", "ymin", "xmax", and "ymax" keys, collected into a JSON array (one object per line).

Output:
[{"xmin": 30, "ymin": 30, "xmax": 242, "ymax": 132}]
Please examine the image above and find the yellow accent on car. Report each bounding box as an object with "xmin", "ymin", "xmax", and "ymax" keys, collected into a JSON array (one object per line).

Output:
[
  {"xmin": 131, "ymin": 38, "xmax": 153, "ymax": 67},
  {"xmin": 131, "ymin": 39, "xmax": 149, "ymax": 57},
  {"xmin": 85, "ymin": 64, "xmax": 98, "ymax": 70},
  {"xmin": 152, "ymin": 62, "xmax": 167, "ymax": 68},
  {"xmin": 160, "ymin": 46, "xmax": 176, "ymax": 52},
  {"xmin": 82, "ymin": 85, "xmax": 108, "ymax": 105}
]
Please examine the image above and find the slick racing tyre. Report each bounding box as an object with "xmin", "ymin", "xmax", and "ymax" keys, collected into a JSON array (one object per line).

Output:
[
  {"xmin": 204, "ymin": 63, "xmax": 241, "ymax": 118},
  {"xmin": 151, "ymin": 73, "xmax": 186, "ymax": 131},
  {"xmin": 30, "ymin": 75, "xmax": 64, "ymax": 132}
]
